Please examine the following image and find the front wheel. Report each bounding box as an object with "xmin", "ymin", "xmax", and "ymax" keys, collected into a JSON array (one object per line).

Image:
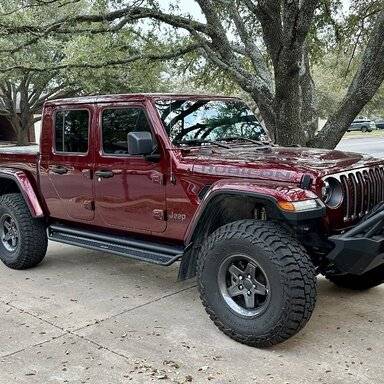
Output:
[
  {"xmin": 197, "ymin": 220, "xmax": 317, "ymax": 347},
  {"xmin": 0, "ymin": 193, "xmax": 47, "ymax": 270}
]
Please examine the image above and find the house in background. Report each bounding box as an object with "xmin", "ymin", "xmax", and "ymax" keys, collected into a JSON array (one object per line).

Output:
[
  {"xmin": 0, "ymin": 89, "xmax": 38, "ymax": 144},
  {"xmin": 0, "ymin": 115, "xmax": 36, "ymax": 143}
]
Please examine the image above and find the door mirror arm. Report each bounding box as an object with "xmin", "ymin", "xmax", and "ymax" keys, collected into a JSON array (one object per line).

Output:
[{"xmin": 144, "ymin": 153, "xmax": 161, "ymax": 163}]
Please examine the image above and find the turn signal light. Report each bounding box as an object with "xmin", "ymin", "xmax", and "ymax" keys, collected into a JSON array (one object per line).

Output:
[{"xmin": 278, "ymin": 199, "xmax": 321, "ymax": 212}]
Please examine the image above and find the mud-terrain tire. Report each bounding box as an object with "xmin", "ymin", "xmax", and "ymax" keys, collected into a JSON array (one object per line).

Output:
[
  {"xmin": 325, "ymin": 265, "xmax": 384, "ymax": 290},
  {"xmin": 0, "ymin": 193, "xmax": 47, "ymax": 269},
  {"xmin": 197, "ymin": 220, "xmax": 317, "ymax": 347}
]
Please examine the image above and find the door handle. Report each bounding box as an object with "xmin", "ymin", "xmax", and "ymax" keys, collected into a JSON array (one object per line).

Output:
[
  {"xmin": 95, "ymin": 170, "xmax": 114, "ymax": 179},
  {"xmin": 51, "ymin": 165, "xmax": 68, "ymax": 175}
]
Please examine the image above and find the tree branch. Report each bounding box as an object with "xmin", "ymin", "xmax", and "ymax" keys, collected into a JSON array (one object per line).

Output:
[
  {"xmin": 0, "ymin": 43, "xmax": 202, "ymax": 73},
  {"xmin": 227, "ymin": 1, "xmax": 273, "ymax": 90}
]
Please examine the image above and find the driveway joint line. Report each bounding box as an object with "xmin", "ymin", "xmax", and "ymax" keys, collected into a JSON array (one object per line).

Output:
[
  {"xmin": 0, "ymin": 284, "xmax": 197, "ymax": 360},
  {"xmin": 0, "ymin": 333, "xmax": 67, "ymax": 359},
  {"xmin": 72, "ymin": 284, "xmax": 197, "ymax": 333}
]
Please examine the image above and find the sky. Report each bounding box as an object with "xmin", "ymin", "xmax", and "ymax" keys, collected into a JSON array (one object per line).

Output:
[{"xmin": 161, "ymin": 0, "xmax": 352, "ymax": 20}]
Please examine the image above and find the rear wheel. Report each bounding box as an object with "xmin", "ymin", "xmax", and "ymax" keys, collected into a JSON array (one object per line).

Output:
[
  {"xmin": 361, "ymin": 126, "xmax": 368, "ymax": 132},
  {"xmin": 197, "ymin": 220, "xmax": 317, "ymax": 347},
  {"xmin": 0, "ymin": 193, "xmax": 47, "ymax": 270},
  {"xmin": 325, "ymin": 265, "xmax": 384, "ymax": 290}
]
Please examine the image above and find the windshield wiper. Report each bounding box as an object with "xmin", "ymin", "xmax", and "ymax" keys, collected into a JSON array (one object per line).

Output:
[
  {"xmin": 219, "ymin": 136, "xmax": 271, "ymax": 146},
  {"xmin": 174, "ymin": 139, "xmax": 231, "ymax": 149}
]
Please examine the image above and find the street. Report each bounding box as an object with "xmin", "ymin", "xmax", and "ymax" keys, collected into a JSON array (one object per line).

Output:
[
  {"xmin": 337, "ymin": 134, "xmax": 384, "ymax": 158},
  {"xmin": 0, "ymin": 242, "xmax": 383, "ymax": 383}
]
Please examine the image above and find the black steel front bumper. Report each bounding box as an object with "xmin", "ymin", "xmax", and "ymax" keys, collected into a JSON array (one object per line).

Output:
[{"xmin": 326, "ymin": 204, "xmax": 384, "ymax": 275}]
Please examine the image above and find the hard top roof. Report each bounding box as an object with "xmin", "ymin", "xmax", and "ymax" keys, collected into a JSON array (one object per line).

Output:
[{"xmin": 44, "ymin": 93, "xmax": 239, "ymax": 106}]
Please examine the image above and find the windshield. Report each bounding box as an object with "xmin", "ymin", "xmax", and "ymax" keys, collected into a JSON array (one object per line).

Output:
[{"xmin": 154, "ymin": 99, "xmax": 268, "ymax": 146}]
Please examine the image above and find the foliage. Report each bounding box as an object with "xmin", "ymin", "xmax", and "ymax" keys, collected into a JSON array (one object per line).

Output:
[
  {"xmin": 1, "ymin": 0, "xmax": 384, "ymax": 148},
  {"xmin": 0, "ymin": 0, "xmax": 166, "ymax": 144}
]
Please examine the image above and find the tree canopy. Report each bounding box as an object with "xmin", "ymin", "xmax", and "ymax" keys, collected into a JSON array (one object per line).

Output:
[
  {"xmin": 0, "ymin": 0, "xmax": 383, "ymax": 148},
  {"xmin": 0, "ymin": 0, "xmax": 166, "ymax": 144}
]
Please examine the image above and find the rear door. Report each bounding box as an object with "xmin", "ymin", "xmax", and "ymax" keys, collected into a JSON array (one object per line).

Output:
[
  {"xmin": 41, "ymin": 105, "xmax": 95, "ymax": 222},
  {"xmin": 93, "ymin": 103, "xmax": 166, "ymax": 233}
]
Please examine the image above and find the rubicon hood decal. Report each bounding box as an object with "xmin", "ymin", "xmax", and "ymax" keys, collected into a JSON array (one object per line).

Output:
[{"xmin": 193, "ymin": 164, "xmax": 299, "ymax": 183}]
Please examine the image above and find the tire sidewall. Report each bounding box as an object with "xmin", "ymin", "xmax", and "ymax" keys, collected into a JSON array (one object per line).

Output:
[
  {"xmin": 0, "ymin": 204, "xmax": 22, "ymax": 264},
  {"xmin": 199, "ymin": 235, "xmax": 288, "ymax": 336},
  {"xmin": 0, "ymin": 193, "xmax": 47, "ymax": 270}
]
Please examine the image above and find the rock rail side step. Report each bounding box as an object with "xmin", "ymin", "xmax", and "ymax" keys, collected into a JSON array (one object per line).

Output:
[{"xmin": 48, "ymin": 224, "xmax": 184, "ymax": 266}]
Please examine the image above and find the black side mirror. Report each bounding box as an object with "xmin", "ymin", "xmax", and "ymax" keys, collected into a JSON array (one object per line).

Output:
[{"xmin": 127, "ymin": 132, "xmax": 153, "ymax": 155}]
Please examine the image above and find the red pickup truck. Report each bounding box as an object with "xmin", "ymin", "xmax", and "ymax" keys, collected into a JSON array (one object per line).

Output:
[{"xmin": 1, "ymin": 93, "xmax": 384, "ymax": 347}]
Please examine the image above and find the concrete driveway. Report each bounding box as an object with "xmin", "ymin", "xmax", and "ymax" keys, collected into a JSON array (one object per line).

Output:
[{"xmin": 0, "ymin": 242, "xmax": 382, "ymax": 384}]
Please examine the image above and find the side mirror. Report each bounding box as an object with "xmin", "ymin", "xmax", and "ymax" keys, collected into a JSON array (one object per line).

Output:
[{"xmin": 127, "ymin": 131, "xmax": 153, "ymax": 156}]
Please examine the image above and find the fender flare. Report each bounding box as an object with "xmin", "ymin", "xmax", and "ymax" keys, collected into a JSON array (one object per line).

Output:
[
  {"xmin": 184, "ymin": 187, "xmax": 324, "ymax": 245},
  {"xmin": 178, "ymin": 186, "xmax": 324, "ymax": 281},
  {"xmin": 0, "ymin": 168, "xmax": 44, "ymax": 218}
]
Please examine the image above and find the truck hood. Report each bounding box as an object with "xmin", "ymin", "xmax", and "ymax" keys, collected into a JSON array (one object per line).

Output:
[{"xmin": 185, "ymin": 145, "xmax": 383, "ymax": 183}]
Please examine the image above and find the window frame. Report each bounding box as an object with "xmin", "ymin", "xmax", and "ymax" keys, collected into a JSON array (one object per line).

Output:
[
  {"xmin": 52, "ymin": 107, "xmax": 91, "ymax": 156},
  {"xmin": 99, "ymin": 105, "xmax": 156, "ymax": 158}
]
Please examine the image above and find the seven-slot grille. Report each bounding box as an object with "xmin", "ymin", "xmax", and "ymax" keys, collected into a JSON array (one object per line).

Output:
[{"xmin": 335, "ymin": 167, "xmax": 384, "ymax": 221}]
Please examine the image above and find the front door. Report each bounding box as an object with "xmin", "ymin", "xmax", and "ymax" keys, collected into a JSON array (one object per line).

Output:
[
  {"xmin": 94, "ymin": 104, "xmax": 166, "ymax": 233},
  {"xmin": 40, "ymin": 106, "xmax": 95, "ymax": 222}
]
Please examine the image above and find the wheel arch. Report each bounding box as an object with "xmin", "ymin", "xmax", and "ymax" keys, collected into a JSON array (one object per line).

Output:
[
  {"xmin": 0, "ymin": 169, "xmax": 44, "ymax": 218},
  {"xmin": 178, "ymin": 181, "xmax": 325, "ymax": 281},
  {"xmin": 178, "ymin": 190, "xmax": 287, "ymax": 281}
]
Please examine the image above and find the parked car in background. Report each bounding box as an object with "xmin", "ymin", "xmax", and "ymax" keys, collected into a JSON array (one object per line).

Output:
[
  {"xmin": 348, "ymin": 118, "xmax": 376, "ymax": 132},
  {"xmin": 375, "ymin": 120, "xmax": 384, "ymax": 129}
]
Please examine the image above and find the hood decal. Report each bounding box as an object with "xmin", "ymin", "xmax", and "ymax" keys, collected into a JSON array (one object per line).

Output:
[{"xmin": 193, "ymin": 164, "xmax": 299, "ymax": 182}]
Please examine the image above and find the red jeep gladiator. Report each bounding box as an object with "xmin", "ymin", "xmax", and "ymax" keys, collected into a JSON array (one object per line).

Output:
[{"xmin": 1, "ymin": 94, "xmax": 384, "ymax": 347}]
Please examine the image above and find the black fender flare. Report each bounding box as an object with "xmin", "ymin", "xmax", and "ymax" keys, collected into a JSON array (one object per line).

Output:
[
  {"xmin": 184, "ymin": 189, "xmax": 324, "ymax": 245},
  {"xmin": 178, "ymin": 189, "xmax": 325, "ymax": 280}
]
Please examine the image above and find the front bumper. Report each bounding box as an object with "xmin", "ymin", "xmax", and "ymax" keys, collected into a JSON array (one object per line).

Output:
[{"xmin": 326, "ymin": 204, "xmax": 384, "ymax": 275}]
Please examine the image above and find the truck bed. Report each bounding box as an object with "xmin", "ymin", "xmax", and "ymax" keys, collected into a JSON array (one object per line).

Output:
[
  {"xmin": 0, "ymin": 145, "xmax": 39, "ymax": 174},
  {"xmin": 0, "ymin": 145, "xmax": 39, "ymax": 155}
]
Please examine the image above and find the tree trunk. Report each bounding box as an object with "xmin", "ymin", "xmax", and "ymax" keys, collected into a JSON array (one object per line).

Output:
[
  {"xmin": 16, "ymin": 127, "xmax": 29, "ymax": 146},
  {"xmin": 8, "ymin": 113, "xmax": 29, "ymax": 146},
  {"xmin": 17, "ymin": 78, "xmax": 34, "ymax": 146},
  {"xmin": 273, "ymin": 46, "xmax": 304, "ymax": 147},
  {"xmin": 299, "ymin": 47, "xmax": 318, "ymax": 142}
]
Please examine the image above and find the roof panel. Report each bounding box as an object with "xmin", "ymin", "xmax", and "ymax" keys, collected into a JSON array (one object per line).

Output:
[{"xmin": 44, "ymin": 93, "xmax": 239, "ymax": 107}]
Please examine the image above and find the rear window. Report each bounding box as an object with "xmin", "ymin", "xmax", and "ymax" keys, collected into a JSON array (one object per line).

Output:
[{"xmin": 55, "ymin": 110, "xmax": 89, "ymax": 153}]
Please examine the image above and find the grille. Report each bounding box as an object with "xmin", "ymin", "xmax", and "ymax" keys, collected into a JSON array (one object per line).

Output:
[{"xmin": 336, "ymin": 167, "xmax": 384, "ymax": 222}]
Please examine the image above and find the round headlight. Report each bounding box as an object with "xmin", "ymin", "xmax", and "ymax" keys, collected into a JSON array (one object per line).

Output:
[{"xmin": 321, "ymin": 177, "xmax": 343, "ymax": 208}]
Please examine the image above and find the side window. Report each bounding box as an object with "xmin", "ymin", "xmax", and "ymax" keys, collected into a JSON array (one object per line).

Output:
[
  {"xmin": 55, "ymin": 110, "xmax": 89, "ymax": 153},
  {"xmin": 102, "ymin": 108, "xmax": 152, "ymax": 155}
]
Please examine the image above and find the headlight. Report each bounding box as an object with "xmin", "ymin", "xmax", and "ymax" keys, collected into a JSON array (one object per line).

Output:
[{"xmin": 321, "ymin": 177, "xmax": 343, "ymax": 208}]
